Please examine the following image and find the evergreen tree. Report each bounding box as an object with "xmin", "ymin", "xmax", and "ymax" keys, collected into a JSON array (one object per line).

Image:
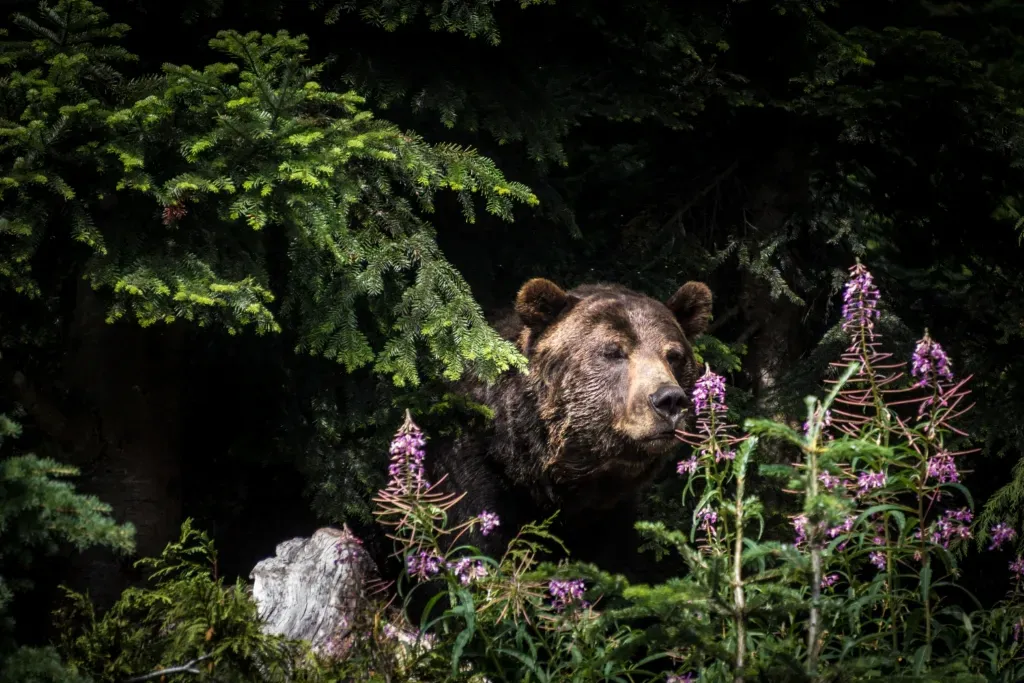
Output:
[
  {"xmin": 1, "ymin": 0, "xmax": 537, "ymax": 388},
  {"xmin": 0, "ymin": 404, "xmax": 133, "ymax": 682}
]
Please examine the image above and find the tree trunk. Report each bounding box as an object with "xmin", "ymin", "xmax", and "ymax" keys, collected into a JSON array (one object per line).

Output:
[
  {"xmin": 740, "ymin": 269, "xmax": 804, "ymax": 421},
  {"xmin": 250, "ymin": 526, "xmax": 380, "ymax": 659},
  {"xmin": 61, "ymin": 282, "xmax": 186, "ymax": 609},
  {"xmin": 735, "ymin": 150, "xmax": 811, "ymax": 525},
  {"xmin": 738, "ymin": 147, "xmax": 810, "ymax": 428},
  {"xmin": 250, "ymin": 524, "xmax": 443, "ymax": 678}
]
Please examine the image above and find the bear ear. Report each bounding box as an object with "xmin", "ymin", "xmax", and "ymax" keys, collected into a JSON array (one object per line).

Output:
[
  {"xmin": 666, "ymin": 281, "xmax": 713, "ymax": 338},
  {"xmin": 515, "ymin": 278, "xmax": 579, "ymax": 330}
]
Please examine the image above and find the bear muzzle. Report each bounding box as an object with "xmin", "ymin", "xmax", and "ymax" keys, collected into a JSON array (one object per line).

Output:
[
  {"xmin": 611, "ymin": 378, "xmax": 691, "ymax": 454},
  {"xmin": 648, "ymin": 384, "xmax": 688, "ymax": 427}
]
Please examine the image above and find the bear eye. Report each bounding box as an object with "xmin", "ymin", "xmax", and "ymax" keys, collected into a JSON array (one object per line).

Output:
[
  {"xmin": 602, "ymin": 343, "xmax": 627, "ymax": 361},
  {"xmin": 666, "ymin": 348, "xmax": 686, "ymax": 365}
]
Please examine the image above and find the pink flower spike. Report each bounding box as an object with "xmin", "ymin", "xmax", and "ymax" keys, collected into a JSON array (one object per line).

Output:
[
  {"xmin": 478, "ymin": 510, "xmax": 500, "ymax": 536},
  {"xmin": 911, "ymin": 331, "xmax": 954, "ymax": 388},
  {"xmin": 677, "ymin": 456, "xmax": 698, "ymax": 475},
  {"xmin": 926, "ymin": 453, "xmax": 959, "ymax": 485},
  {"xmin": 989, "ymin": 522, "xmax": 1017, "ymax": 551}
]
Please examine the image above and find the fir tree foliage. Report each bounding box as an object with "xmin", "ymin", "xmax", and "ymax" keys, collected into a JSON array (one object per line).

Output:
[
  {"xmin": 1, "ymin": 0, "xmax": 537, "ymax": 387},
  {"xmin": 318, "ymin": 0, "xmax": 554, "ymax": 46},
  {"xmin": 55, "ymin": 520, "xmax": 327, "ymax": 683},
  {"xmin": 0, "ymin": 406, "xmax": 134, "ymax": 683}
]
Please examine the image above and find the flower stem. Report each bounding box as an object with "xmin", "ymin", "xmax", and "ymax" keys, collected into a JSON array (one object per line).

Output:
[
  {"xmin": 917, "ymin": 460, "xmax": 932, "ymax": 649},
  {"xmin": 807, "ymin": 439, "xmax": 822, "ymax": 679},
  {"xmin": 733, "ymin": 468, "xmax": 747, "ymax": 683}
]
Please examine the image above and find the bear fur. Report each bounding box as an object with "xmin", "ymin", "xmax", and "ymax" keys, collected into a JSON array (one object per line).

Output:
[{"xmin": 424, "ymin": 277, "xmax": 714, "ymax": 581}]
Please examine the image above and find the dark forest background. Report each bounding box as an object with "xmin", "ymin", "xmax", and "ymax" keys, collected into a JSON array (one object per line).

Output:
[{"xmin": 3, "ymin": 0, "xmax": 1024, "ymax": 663}]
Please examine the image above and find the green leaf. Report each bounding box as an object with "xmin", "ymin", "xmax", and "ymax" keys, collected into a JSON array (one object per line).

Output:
[
  {"xmin": 743, "ymin": 417, "xmax": 804, "ymax": 447},
  {"xmin": 919, "ymin": 562, "xmax": 932, "ymax": 604},
  {"xmin": 732, "ymin": 435, "xmax": 758, "ymax": 480}
]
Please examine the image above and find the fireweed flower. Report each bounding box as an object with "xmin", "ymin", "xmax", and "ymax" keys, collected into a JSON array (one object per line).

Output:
[
  {"xmin": 697, "ymin": 446, "xmax": 735, "ymax": 463},
  {"xmin": 478, "ymin": 510, "xmax": 500, "ymax": 536},
  {"xmin": 855, "ymin": 470, "xmax": 887, "ymax": 497},
  {"xmin": 827, "ymin": 515, "xmax": 856, "ymax": 551},
  {"xmin": 821, "ymin": 573, "xmax": 840, "ymax": 589},
  {"xmin": 828, "ymin": 515, "xmax": 856, "ymax": 538},
  {"xmin": 1009, "ymin": 557, "xmax": 1024, "ymax": 579},
  {"xmin": 713, "ymin": 448, "xmax": 736, "ymax": 463},
  {"xmin": 911, "ymin": 331, "xmax": 954, "ymax": 389},
  {"xmin": 792, "ymin": 514, "xmax": 810, "ymax": 547},
  {"xmin": 448, "ymin": 557, "xmax": 489, "ymax": 585},
  {"xmin": 819, "ymin": 471, "xmax": 841, "ymax": 490},
  {"xmin": 926, "ymin": 453, "xmax": 960, "ymax": 485},
  {"xmin": 677, "ymin": 456, "xmax": 698, "ymax": 475},
  {"xmin": 332, "ymin": 526, "xmax": 364, "ymax": 568},
  {"xmin": 697, "ymin": 507, "xmax": 719, "ymax": 539},
  {"xmin": 869, "ymin": 551, "xmax": 887, "ymax": 571},
  {"xmin": 931, "ymin": 508, "xmax": 973, "ymax": 548},
  {"xmin": 803, "ymin": 408, "xmax": 833, "ymax": 436},
  {"xmin": 678, "ymin": 365, "xmax": 744, "ymax": 470},
  {"xmin": 692, "ymin": 367, "xmax": 727, "ymax": 416},
  {"xmin": 386, "ymin": 422, "xmax": 429, "ymax": 494},
  {"xmin": 406, "ymin": 550, "xmax": 443, "ymax": 580},
  {"xmin": 666, "ymin": 675, "xmax": 696, "ymax": 683},
  {"xmin": 790, "ymin": 511, "xmax": 839, "ymax": 548},
  {"xmin": 548, "ymin": 579, "xmax": 587, "ymax": 612},
  {"xmin": 841, "ymin": 263, "xmax": 882, "ymax": 336},
  {"xmin": 989, "ymin": 522, "xmax": 1017, "ymax": 551}
]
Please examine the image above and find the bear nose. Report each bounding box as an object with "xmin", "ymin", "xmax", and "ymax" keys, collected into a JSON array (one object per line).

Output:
[{"xmin": 649, "ymin": 385, "xmax": 687, "ymax": 424}]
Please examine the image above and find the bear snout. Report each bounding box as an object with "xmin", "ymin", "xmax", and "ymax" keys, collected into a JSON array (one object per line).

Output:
[{"xmin": 648, "ymin": 384, "xmax": 688, "ymax": 426}]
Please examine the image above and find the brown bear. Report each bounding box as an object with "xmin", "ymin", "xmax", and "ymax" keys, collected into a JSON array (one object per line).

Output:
[{"xmin": 424, "ymin": 277, "xmax": 713, "ymax": 580}]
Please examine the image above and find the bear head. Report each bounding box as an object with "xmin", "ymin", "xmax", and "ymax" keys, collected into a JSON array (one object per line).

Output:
[{"xmin": 513, "ymin": 277, "xmax": 713, "ymax": 507}]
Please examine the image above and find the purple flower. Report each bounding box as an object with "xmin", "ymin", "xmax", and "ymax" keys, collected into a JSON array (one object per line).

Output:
[
  {"xmin": 931, "ymin": 508, "xmax": 973, "ymax": 548},
  {"xmin": 911, "ymin": 331, "xmax": 954, "ymax": 389},
  {"xmin": 828, "ymin": 515, "xmax": 856, "ymax": 539},
  {"xmin": 841, "ymin": 263, "xmax": 882, "ymax": 336},
  {"xmin": 803, "ymin": 409, "xmax": 833, "ymax": 435},
  {"xmin": 855, "ymin": 470, "xmax": 887, "ymax": 497},
  {"xmin": 819, "ymin": 471, "xmax": 841, "ymax": 490},
  {"xmin": 697, "ymin": 507, "xmax": 719, "ymax": 538},
  {"xmin": 406, "ymin": 551, "xmax": 442, "ymax": 580},
  {"xmin": 989, "ymin": 522, "xmax": 1017, "ymax": 551},
  {"xmin": 448, "ymin": 557, "xmax": 489, "ymax": 585},
  {"xmin": 793, "ymin": 514, "xmax": 841, "ymax": 550},
  {"xmin": 926, "ymin": 453, "xmax": 960, "ymax": 485},
  {"xmin": 692, "ymin": 367, "xmax": 727, "ymax": 417},
  {"xmin": 869, "ymin": 551, "xmax": 887, "ymax": 570},
  {"xmin": 478, "ymin": 510, "xmax": 500, "ymax": 536},
  {"xmin": 821, "ymin": 573, "xmax": 840, "ymax": 589},
  {"xmin": 714, "ymin": 448, "xmax": 737, "ymax": 462},
  {"xmin": 677, "ymin": 456, "xmax": 698, "ymax": 475},
  {"xmin": 548, "ymin": 579, "xmax": 587, "ymax": 612},
  {"xmin": 387, "ymin": 415, "xmax": 430, "ymax": 494},
  {"xmin": 666, "ymin": 675, "xmax": 696, "ymax": 683},
  {"xmin": 793, "ymin": 514, "xmax": 810, "ymax": 547},
  {"xmin": 332, "ymin": 526, "xmax": 365, "ymax": 570},
  {"xmin": 1009, "ymin": 556, "xmax": 1024, "ymax": 579},
  {"xmin": 827, "ymin": 515, "xmax": 855, "ymax": 551}
]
